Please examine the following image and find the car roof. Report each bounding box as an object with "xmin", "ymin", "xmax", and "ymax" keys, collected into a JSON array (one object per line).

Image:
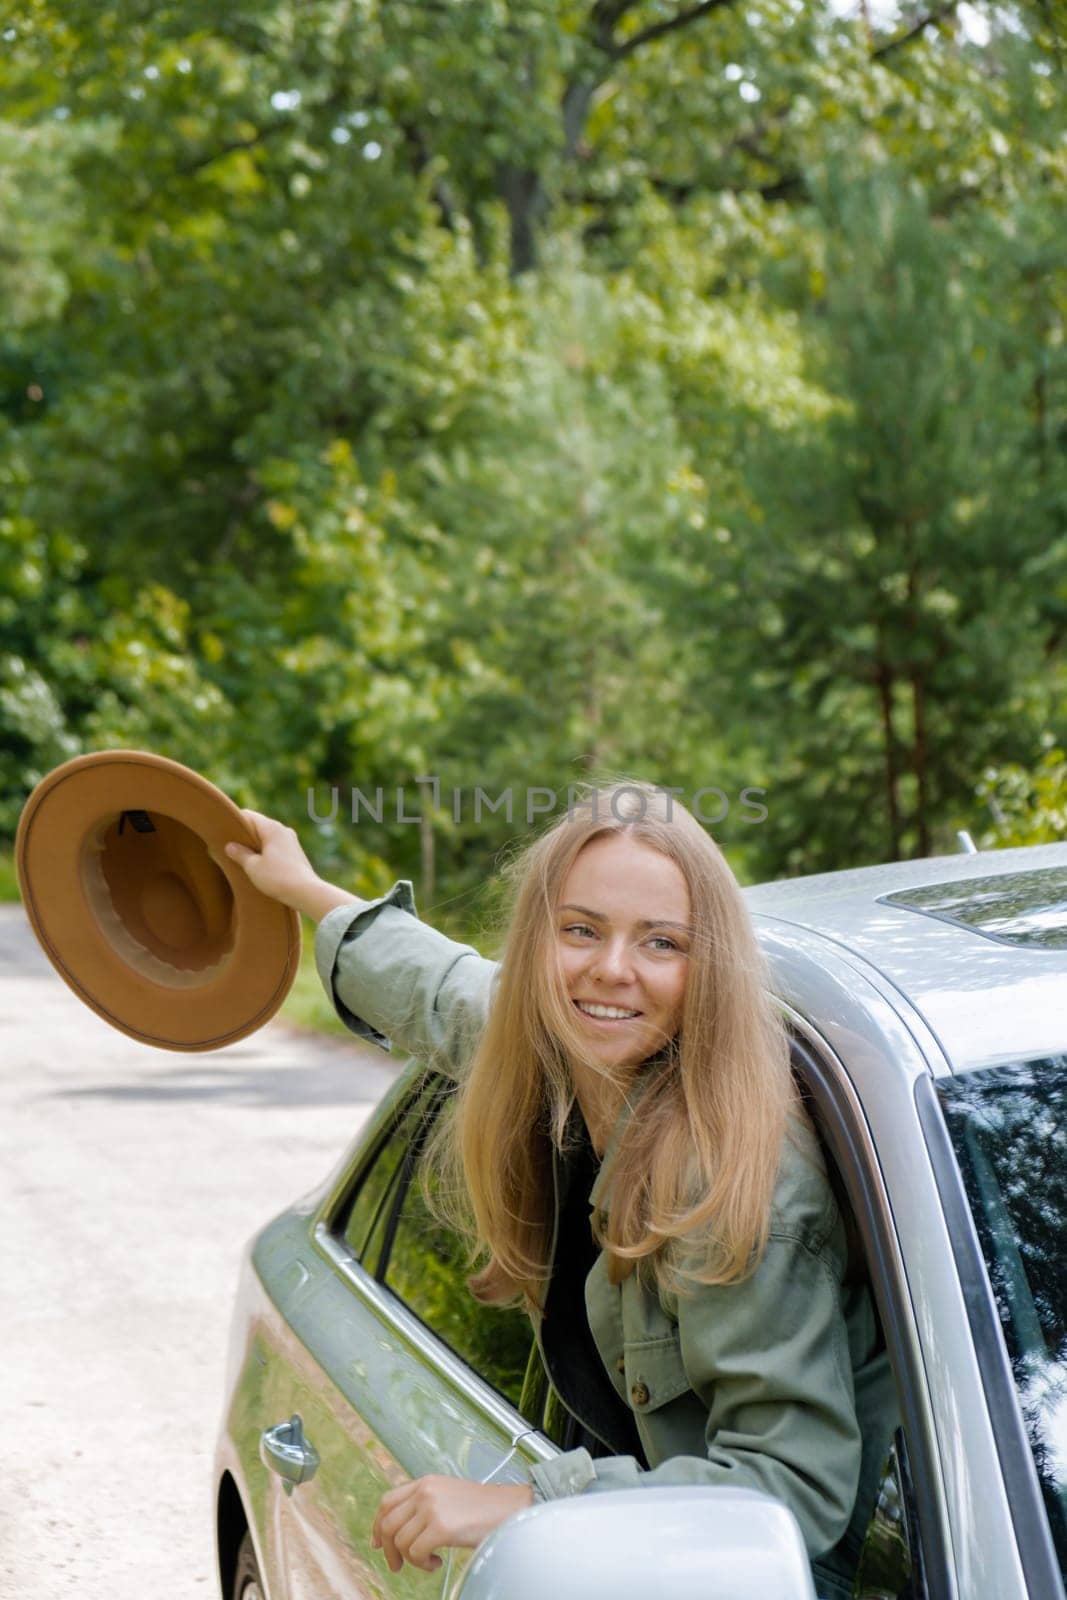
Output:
[{"xmin": 745, "ymin": 842, "xmax": 1067, "ymax": 1075}]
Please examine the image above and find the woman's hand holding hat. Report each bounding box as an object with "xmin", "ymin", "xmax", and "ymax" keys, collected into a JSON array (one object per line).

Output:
[{"xmin": 225, "ymin": 810, "xmax": 364, "ymax": 923}]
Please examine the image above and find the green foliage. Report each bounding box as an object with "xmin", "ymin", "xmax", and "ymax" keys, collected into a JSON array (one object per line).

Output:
[
  {"xmin": 0, "ymin": 851, "xmax": 18, "ymax": 902},
  {"xmin": 281, "ymin": 918, "xmax": 353, "ymax": 1035},
  {"xmin": 0, "ymin": 0, "xmax": 1064, "ymax": 922},
  {"xmin": 978, "ymin": 748, "xmax": 1067, "ymax": 847},
  {"xmin": 723, "ymin": 163, "xmax": 1061, "ymax": 872}
]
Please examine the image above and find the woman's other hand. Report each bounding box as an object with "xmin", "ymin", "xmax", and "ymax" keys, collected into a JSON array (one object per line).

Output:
[
  {"xmin": 225, "ymin": 809, "xmax": 362, "ymax": 922},
  {"xmin": 371, "ymin": 1475, "xmax": 535, "ymax": 1573}
]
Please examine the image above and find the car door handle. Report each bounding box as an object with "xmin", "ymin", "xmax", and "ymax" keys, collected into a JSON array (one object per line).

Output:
[{"xmin": 260, "ymin": 1415, "xmax": 320, "ymax": 1491}]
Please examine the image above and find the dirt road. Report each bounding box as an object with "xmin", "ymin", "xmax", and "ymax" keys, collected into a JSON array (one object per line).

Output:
[{"xmin": 0, "ymin": 905, "xmax": 397, "ymax": 1599}]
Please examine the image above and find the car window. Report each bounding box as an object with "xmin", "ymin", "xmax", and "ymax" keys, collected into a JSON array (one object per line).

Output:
[
  {"xmin": 514, "ymin": 1347, "xmax": 579, "ymax": 1449},
  {"xmin": 383, "ymin": 1143, "xmax": 534, "ymax": 1410},
  {"xmin": 340, "ymin": 1076, "xmax": 440, "ymax": 1271},
  {"xmin": 337, "ymin": 1073, "xmax": 535, "ymax": 1413},
  {"xmin": 938, "ymin": 1057, "xmax": 1067, "ymax": 1585}
]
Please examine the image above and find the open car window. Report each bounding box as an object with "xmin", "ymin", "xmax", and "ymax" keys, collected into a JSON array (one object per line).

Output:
[
  {"xmin": 336, "ymin": 1071, "xmax": 535, "ymax": 1413},
  {"xmin": 383, "ymin": 1120, "xmax": 534, "ymax": 1411}
]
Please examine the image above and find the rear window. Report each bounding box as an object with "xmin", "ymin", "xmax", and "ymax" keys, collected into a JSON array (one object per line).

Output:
[{"xmin": 880, "ymin": 866, "xmax": 1067, "ymax": 949}]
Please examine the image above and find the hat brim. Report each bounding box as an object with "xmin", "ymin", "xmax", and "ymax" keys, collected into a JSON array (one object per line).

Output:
[{"xmin": 16, "ymin": 751, "xmax": 301, "ymax": 1052}]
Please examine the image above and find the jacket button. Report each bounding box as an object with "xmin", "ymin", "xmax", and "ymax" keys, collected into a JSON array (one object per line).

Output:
[
  {"xmin": 630, "ymin": 1381, "xmax": 650, "ymax": 1407},
  {"xmin": 615, "ymin": 1356, "xmax": 626, "ymax": 1376}
]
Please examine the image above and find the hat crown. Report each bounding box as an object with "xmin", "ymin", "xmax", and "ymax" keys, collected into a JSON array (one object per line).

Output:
[{"xmin": 89, "ymin": 811, "xmax": 236, "ymax": 977}]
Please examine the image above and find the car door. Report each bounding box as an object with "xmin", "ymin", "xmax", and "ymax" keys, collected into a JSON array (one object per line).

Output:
[{"xmin": 254, "ymin": 1066, "xmax": 539, "ymax": 1600}]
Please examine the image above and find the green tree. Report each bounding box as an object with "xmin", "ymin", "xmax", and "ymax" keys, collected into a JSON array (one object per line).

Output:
[
  {"xmin": 979, "ymin": 748, "xmax": 1067, "ymax": 847},
  {"xmin": 1, "ymin": 0, "xmax": 1064, "ymax": 909},
  {"xmin": 687, "ymin": 165, "xmax": 1063, "ymax": 873}
]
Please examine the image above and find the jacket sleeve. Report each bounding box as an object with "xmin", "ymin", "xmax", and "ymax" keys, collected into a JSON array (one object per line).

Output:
[
  {"xmin": 528, "ymin": 1220, "xmax": 863, "ymax": 1562},
  {"xmin": 314, "ymin": 880, "xmax": 499, "ymax": 1078}
]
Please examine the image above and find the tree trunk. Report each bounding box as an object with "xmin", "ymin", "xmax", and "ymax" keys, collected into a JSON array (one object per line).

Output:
[
  {"xmin": 562, "ymin": 79, "xmax": 597, "ymax": 157},
  {"xmin": 419, "ymin": 806, "xmax": 435, "ymax": 906},
  {"xmin": 875, "ymin": 632, "xmax": 903, "ymax": 859},
  {"xmin": 910, "ymin": 669, "xmax": 931, "ymax": 856},
  {"xmin": 496, "ymin": 161, "xmax": 547, "ymax": 276},
  {"xmin": 905, "ymin": 541, "xmax": 931, "ymax": 856}
]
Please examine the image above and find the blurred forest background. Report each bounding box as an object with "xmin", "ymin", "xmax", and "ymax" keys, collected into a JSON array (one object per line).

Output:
[{"xmin": 1, "ymin": 0, "xmax": 1065, "ymax": 947}]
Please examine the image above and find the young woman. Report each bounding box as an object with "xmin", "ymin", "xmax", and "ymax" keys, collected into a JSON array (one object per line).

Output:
[{"xmin": 226, "ymin": 783, "xmax": 896, "ymax": 1599}]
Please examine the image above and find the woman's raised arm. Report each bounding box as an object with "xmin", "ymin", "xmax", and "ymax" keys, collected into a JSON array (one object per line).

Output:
[{"xmin": 225, "ymin": 809, "xmax": 498, "ymax": 1076}]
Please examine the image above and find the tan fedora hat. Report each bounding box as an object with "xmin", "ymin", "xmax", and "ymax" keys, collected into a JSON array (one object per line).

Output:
[{"xmin": 15, "ymin": 750, "xmax": 301, "ymax": 1051}]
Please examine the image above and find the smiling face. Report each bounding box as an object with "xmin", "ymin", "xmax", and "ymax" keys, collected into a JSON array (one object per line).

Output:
[{"xmin": 555, "ymin": 831, "xmax": 692, "ymax": 1073}]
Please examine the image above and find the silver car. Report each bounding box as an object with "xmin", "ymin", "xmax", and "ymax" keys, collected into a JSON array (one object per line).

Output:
[{"xmin": 214, "ymin": 842, "xmax": 1067, "ymax": 1600}]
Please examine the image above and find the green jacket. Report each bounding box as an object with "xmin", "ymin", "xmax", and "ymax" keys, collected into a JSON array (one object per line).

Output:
[{"xmin": 317, "ymin": 884, "xmax": 898, "ymax": 1598}]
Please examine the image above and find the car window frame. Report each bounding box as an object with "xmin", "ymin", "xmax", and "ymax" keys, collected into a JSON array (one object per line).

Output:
[
  {"xmin": 319, "ymin": 1058, "xmax": 426, "ymax": 1234},
  {"xmin": 787, "ymin": 1027, "xmax": 947, "ymax": 1600},
  {"xmin": 315, "ymin": 1216, "xmax": 544, "ymax": 1463},
  {"xmin": 359, "ymin": 1074, "xmax": 449, "ymax": 1282}
]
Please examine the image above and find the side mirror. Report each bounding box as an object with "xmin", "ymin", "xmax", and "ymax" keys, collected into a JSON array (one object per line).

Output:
[{"xmin": 453, "ymin": 1486, "xmax": 817, "ymax": 1600}]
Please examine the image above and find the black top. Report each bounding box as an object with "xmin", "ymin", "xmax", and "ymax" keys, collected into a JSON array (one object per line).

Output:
[{"xmin": 539, "ymin": 1117, "xmax": 648, "ymax": 1463}]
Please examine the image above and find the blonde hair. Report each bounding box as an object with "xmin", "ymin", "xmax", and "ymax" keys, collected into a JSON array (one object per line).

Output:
[{"xmin": 434, "ymin": 781, "xmax": 795, "ymax": 1308}]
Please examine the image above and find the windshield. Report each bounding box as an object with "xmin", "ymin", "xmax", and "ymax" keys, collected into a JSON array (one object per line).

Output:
[{"xmin": 938, "ymin": 1059, "xmax": 1067, "ymax": 1577}]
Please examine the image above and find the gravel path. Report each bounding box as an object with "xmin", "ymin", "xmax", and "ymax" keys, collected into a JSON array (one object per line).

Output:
[{"xmin": 0, "ymin": 904, "xmax": 396, "ymax": 1599}]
